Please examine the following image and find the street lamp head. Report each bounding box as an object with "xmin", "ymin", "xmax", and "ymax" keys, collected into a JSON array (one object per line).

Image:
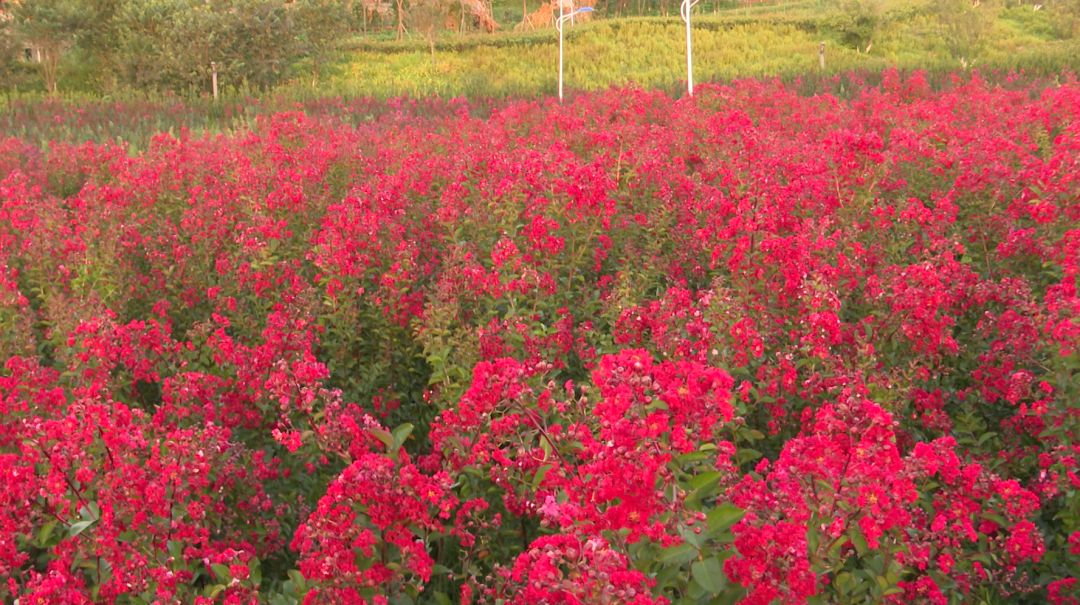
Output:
[
  {"xmin": 556, "ymin": 5, "xmax": 594, "ymax": 28},
  {"xmin": 558, "ymin": 5, "xmax": 593, "ymax": 20}
]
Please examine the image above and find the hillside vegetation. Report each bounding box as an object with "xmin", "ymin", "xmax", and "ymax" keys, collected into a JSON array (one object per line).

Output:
[
  {"xmin": 333, "ymin": 7, "xmax": 1078, "ymax": 99},
  {"xmin": 0, "ymin": 0, "xmax": 1077, "ymax": 99}
]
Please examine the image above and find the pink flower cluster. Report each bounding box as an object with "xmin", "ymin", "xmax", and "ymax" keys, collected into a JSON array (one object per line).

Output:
[{"xmin": 2, "ymin": 70, "xmax": 1080, "ymax": 604}]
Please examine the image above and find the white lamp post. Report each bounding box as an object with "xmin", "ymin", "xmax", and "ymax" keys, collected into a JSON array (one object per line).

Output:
[
  {"xmin": 556, "ymin": 6, "xmax": 593, "ymax": 103},
  {"xmin": 680, "ymin": 0, "xmax": 701, "ymax": 97}
]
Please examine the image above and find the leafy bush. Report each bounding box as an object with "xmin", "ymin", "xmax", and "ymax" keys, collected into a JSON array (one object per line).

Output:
[
  {"xmin": 0, "ymin": 17, "xmax": 37, "ymax": 91},
  {"xmin": 115, "ymin": 0, "xmax": 297, "ymax": 92},
  {"xmin": 1046, "ymin": 0, "xmax": 1080, "ymax": 39},
  {"xmin": 930, "ymin": 0, "xmax": 1001, "ymax": 66}
]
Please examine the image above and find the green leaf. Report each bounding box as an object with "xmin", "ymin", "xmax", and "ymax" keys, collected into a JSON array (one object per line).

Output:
[
  {"xmin": 688, "ymin": 471, "xmax": 723, "ymax": 491},
  {"xmin": 652, "ymin": 564, "xmax": 683, "ymax": 591},
  {"xmin": 736, "ymin": 448, "xmax": 762, "ymax": 464},
  {"xmin": 532, "ymin": 464, "xmax": 553, "ymax": 491},
  {"xmin": 69, "ymin": 519, "xmax": 96, "ymax": 538},
  {"xmin": 211, "ymin": 563, "xmax": 231, "ymax": 581},
  {"xmin": 167, "ymin": 540, "xmax": 184, "ymax": 561},
  {"xmin": 38, "ymin": 521, "xmax": 58, "ymax": 545},
  {"xmin": 657, "ymin": 541, "xmax": 698, "ymax": 565},
  {"xmin": 645, "ymin": 399, "xmax": 669, "ymax": 411},
  {"xmin": 392, "ymin": 423, "xmax": 415, "ymax": 450},
  {"xmin": 707, "ymin": 504, "xmax": 746, "ymax": 536},
  {"xmin": 433, "ymin": 592, "xmax": 453, "ymax": 605},
  {"xmin": 827, "ymin": 534, "xmax": 850, "ymax": 560},
  {"xmin": 979, "ymin": 513, "xmax": 1009, "ymax": 528},
  {"xmin": 681, "ymin": 526, "xmax": 707, "ymax": 549},
  {"xmin": 79, "ymin": 502, "xmax": 100, "ymax": 521},
  {"xmin": 806, "ymin": 526, "xmax": 820, "ymax": 557},
  {"xmin": 369, "ymin": 428, "xmax": 394, "ymax": 451},
  {"xmin": 248, "ymin": 556, "xmax": 262, "ymax": 586},
  {"xmin": 836, "ymin": 572, "xmax": 855, "ymax": 595},
  {"xmin": 715, "ymin": 584, "xmax": 747, "ymax": 605},
  {"xmin": 677, "ymin": 451, "xmax": 708, "ymax": 464},
  {"xmin": 848, "ymin": 527, "xmax": 870, "ymax": 556},
  {"xmin": 539, "ymin": 436, "xmax": 553, "ymax": 459},
  {"xmin": 288, "ymin": 569, "xmax": 307, "ymax": 592},
  {"xmin": 691, "ymin": 556, "xmax": 727, "ymax": 594}
]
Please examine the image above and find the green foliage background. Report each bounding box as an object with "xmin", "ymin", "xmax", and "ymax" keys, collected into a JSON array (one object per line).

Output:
[{"xmin": 1, "ymin": 0, "xmax": 1078, "ymax": 100}]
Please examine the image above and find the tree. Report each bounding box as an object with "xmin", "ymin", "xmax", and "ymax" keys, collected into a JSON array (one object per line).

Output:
[
  {"xmin": 11, "ymin": 0, "xmax": 89, "ymax": 93},
  {"xmin": 116, "ymin": 0, "xmax": 297, "ymax": 93},
  {"xmin": 0, "ymin": 11, "xmax": 27, "ymax": 91},
  {"xmin": 410, "ymin": 0, "xmax": 447, "ymax": 64},
  {"xmin": 291, "ymin": 0, "xmax": 352, "ymax": 87},
  {"xmin": 221, "ymin": 0, "xmax": 295, "ymax": 89},
  {"xmin": 932, "ymin": 0, "xmax": 1000, "ymax": 67},
  {"xmin": 75, "ymin": 0, "xmax": 122, "ymax": 90},
  {"xmin": 1047, "ymin": 0, "xmax": 1080, "ymax": 39},
  {"xmin": 114, "ymin": 0, "xmax": 180, "ymax": 89},
  {"xmin": 115, "ymin": 0, "xmax": 218, "ymax": 92},
  {"xmin": 829, "ymin": 0, "xmax": 885, "ymax": 53}
]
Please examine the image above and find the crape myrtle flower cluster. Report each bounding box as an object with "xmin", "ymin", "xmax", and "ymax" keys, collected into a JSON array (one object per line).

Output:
[{"xmin": 1, "ymin": 69, "xmax": 1080, "ymax": 604}]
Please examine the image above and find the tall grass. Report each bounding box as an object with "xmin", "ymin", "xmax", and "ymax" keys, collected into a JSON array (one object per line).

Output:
[
  {"xmin": 3, "ymin": 66, "xmax": 1075, "ymax": 151},
  {"xmin": 3, "ymin": 2, "xmax": 1076, "ymax": 138},
  {"xmin": 324, "ymin": 13, "xmax": 1077, "ymax": 99}
]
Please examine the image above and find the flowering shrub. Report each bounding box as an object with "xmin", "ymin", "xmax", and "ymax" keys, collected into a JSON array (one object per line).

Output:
[{"xmin": 2, "ymin": 70, "xmax": 1080, "ymax": 604}]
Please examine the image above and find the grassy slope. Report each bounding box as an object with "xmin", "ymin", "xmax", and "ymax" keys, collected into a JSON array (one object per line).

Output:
[
  {"xmin": 312, "ymin": 1, "xmax": 1076, "ymax": 99},
  {"xmin": 3, "ymin": 0, "xmax": 1075, "ymax": 105}
]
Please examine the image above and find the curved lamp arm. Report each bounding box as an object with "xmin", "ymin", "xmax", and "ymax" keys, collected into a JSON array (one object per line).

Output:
[
  {"xmin": 680, "ymin": 0, "xmax": 701, "ymax": 23},
  {"xmin": 556, "ymin": 5, "xmax": 593, "ymax": 33}
]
